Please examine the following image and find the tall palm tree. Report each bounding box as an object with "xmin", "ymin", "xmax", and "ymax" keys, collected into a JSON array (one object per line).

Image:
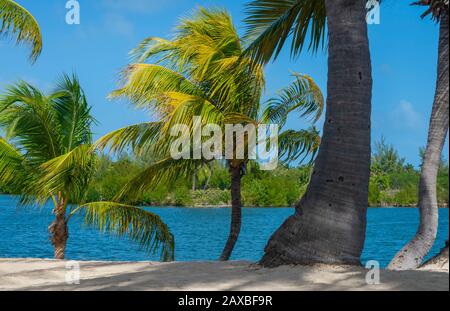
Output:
[
  {"xmin": 95, "ymin": 8, "xmax": 324, "ymax": 261},
  {"xmin": 0, "ymin": 74, "xmax": 174, "ymax": 260},
  {"xmin": 388, "ymin": 0, "xmax": 449, "ymax": 270},
  {"xmin": 0, "ymin": 0, "xmax": 42, "ymax": 61},
  {"xmin": 245, "ymin": 0, "xmax": 373, "ymax": 267}
]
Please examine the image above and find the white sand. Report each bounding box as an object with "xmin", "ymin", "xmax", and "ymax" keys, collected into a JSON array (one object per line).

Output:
[{"xmin": 0, "ymin": 259, "xmax": 448, "ymax": 291}]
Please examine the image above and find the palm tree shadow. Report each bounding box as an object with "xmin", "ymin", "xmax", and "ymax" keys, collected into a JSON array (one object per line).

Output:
[{"xmin": 5, "ymin": 261, "xmax": 448, "ymax": 291}]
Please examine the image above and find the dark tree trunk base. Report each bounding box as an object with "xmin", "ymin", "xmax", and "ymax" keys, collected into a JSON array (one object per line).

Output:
[
  {"xmin": 260, "ymin": 212, "xmax": 363, "ymax": 268},
  {"xmin": 49, "ymin": 213, "xmax": 69, "ymax": 260}
]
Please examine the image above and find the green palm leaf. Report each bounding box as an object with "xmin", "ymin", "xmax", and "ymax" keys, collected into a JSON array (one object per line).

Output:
[
  {"xmin": 0, "ymin": 0, "xmax": 42, "ymax": 61},
  {"xmin": 130, "ymin": 37, "xmax": 176, "ymax": 63},
  {"xmin": 34, "ymin": 144, "xmax": 95, "ymax": 204},
  {"xmin": 95, "ymin": 122, "xmax": 163, "ymax": 156},
  {"xmin": 115, "ymin": 157, "xmax": 203, "ymax": 202},
  {"xmin": 0, "ymin": 81, "xmax": 61, "ymax": 164},
  {"xmin": 77, "ymin": 202, "xmax": 175, "ymax": 261},
  {"xmin": 278, "ymin": 127, "xmax": 320, "ymax": 163},
  {"xmin": 52, "ymin": 74, "xmax": 96, "ymax": 152},
  {"xmin": 0, "ymin": 136, "xmax": 24, "ymax": 185},
  {"xmin": 261, "ymin": 72, "xmax": 324, "ymax": 127},
  {"xmin": 244, "ymin": 0, "xmax": 326, "ymax": 65}
]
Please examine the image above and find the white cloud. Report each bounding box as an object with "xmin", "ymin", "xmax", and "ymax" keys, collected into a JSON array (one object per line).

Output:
[{"xmin": 392, "ymin": 100, "xmax": 424, "ymax": 129}]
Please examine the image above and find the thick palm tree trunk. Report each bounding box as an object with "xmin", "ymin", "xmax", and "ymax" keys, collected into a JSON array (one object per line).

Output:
[
  {"xmin": 220, "ymin": 163, "xmax": 242, "ymax": 261},
  {"xmin": 260, "ymin": 0, "xmax": 372, "ymax": 267},
  {"xmin": 388, "ymin": 11, "xmax": 449, "ymax": 270},
  {"xmin": 49, "ymin": 202, "xmax": 69, "ymax": 259}
]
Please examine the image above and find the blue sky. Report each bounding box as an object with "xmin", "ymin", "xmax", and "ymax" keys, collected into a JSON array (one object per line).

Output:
[{"xmin": 1, "ymin": 0, "xmax": 448, "ymax": 167}]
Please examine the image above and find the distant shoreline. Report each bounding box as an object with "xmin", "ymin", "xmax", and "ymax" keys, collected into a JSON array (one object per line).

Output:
[{"xmin": 0, "ymin": 193, "xmax": 448, "ymax": 209}]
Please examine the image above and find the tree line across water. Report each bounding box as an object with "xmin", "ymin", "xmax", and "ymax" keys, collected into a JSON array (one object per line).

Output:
[
  {"xmin": 2, "ymin": 143, "xmax": 448, "ymax": 208},
  {"xmin": 21, "ymin": 140, "xmax": 443, "ymax": 208}
]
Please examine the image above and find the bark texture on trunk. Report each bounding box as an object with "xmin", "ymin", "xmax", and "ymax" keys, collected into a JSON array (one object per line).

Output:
[
  {"xmin": 260, "ymin": 0, "xmax": 372, "ymax": 267},
  {"xmin": 192, "ymin": 168, "xmax": 198, "ymax": 191},
  {"xmin": 388, "ymin": 11, "xmax": 449, "ymax": 271},
  {"xmin": 49, "ymin": 203, "xmax": 69, "ymax": 260},
  {"xmin": 220, "ymin": 163, "xmax": 242, "ymax": 261},
  {"xmin": 420, "ymin": 240, "xmax": 449, "ymax": 271}
]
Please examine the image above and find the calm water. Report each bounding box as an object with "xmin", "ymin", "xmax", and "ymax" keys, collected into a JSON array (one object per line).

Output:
[{"xmin": 0, "ymin": 195, "xmax": 448, "ymax": 267}]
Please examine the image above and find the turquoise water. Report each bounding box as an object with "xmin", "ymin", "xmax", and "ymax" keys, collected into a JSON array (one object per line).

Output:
[{"xmin": 0, "ymin": 195, "xmax": 448, "ymax": 267}]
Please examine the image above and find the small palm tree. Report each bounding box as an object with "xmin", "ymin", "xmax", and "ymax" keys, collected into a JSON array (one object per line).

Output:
[
  {"xmin": 0, "ymin": 74, "xmax": 174, "ymax": 260},
  {"xmin": 95, "ymin": 8, "xmax": 323, "ymax": 261},
  {"xmin": 0, "ymin": 0, "xmax": 42, "ymax": 61}
]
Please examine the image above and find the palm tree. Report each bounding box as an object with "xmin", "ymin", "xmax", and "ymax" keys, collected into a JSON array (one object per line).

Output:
[
  {"xmin": 0, "ymin": 0, "xmax": 42, "ymax": 61},
  {"xmin": 95, "ymin": 8, "xmax": 324, "ymax": 261},
  {"xmin": 245, "ymin": 0, "xmax": 373, "ymax": 267},
  {"xmin": 388, "ymin": 0, "xmax": 449, "ymax": 270},
  {"xmin": 0, "ymin": 74, "xmax": 174, "ymax": 260}
]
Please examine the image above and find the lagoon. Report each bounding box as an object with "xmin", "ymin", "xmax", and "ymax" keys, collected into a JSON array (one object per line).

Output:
[{"xmin": 0, "ymin": 195, "xmax": 448, "ymax": 267}]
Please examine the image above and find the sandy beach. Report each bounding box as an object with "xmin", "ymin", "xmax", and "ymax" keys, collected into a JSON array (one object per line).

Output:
[{"xmin": 0, "ymin": 259, "xmax": 448, "ymax": 291}]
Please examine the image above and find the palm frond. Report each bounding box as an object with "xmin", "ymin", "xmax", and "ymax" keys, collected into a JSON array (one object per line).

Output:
[
  {"xmin": 0, "ymin": 136, "xmax": 24, "ymax": 186},
  {"xmin": 115, "ymin": 157, "xmax": 203, "ymax": 202},
  {"xmin": 94, "ymin": 122, "xmax": 163, "ymax": 156},
  {"xmin": 278, "ymin": 127, "xmax": 320, "ymax": 164},
  {"xmin": 110, "ymin": 64, "xmax": 201, "ymax": 111},
  {"xmin": 34, "ymin": 144, "xmax": 96, "ymax": 204},
  {"xmin": 0, "ymin": 0, "xmax": 42, "ymax": 61},
  {"xmin": 244, "ymin": 0, "xmax": 326, "ymax": 65},
  {"xmin": 78, "ymin": 202, "xmax": 174, "ymax": 261},
  {"xmin": 52, "ymin": 74, "xmax": 96, "ymax": 152},
  {"xmin": 0, "ymin": 81, "xmax": 61, "ymax": 164},
  {"xmin": 261, "ymin": 73, "xmax": 324, "ymax": 127},
  {"xmin": 412, "ymin": 0, "xmax": 449, "ymax": 20},
  {"xmin": 129, "ymin": 37, "xmax": 175, "ymax": 63}
]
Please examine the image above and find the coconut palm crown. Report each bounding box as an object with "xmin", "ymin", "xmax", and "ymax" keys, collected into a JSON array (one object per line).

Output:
[{"xmin": 95, "ymin": 8, "xmax": 324, "ymax": 260}]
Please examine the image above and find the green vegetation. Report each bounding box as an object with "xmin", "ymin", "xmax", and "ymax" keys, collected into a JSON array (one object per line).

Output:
[{"xmin": 76, "ymin": 139, "xmax": 449, "ymax": 208}]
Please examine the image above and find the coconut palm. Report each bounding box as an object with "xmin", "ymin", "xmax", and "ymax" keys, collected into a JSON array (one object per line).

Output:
[
  {"xmin": 0, "ymin": 0, "xmax": 42, "ymax": 61},
  {"xmin": 0, "ymin": 74, "xmax": 174, "ymax": 260},
  {"xmin": 95, "ymin": 8, "xmax": 324, "ymax": 261},
  {"xmin": 245, "ymin": 0, "xmax": 373, "ymax": 267},
  {"xmin": 388, "ymin": 0, "xmax": 449, "ymax": 270}
]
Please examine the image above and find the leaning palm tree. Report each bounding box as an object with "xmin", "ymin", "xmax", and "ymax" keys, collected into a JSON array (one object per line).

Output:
[
  {"xmin": 388, "ymin": 0, "xmax": 449, "ymax": 270},
  {"xmin": 0, "ymin": 75, "xmax": 174, "ymax": 260},
  {"xmin": 95, "ymin": 8, "xmax": 324, "ymax": 261},
  {"xmin": 0, "ymin": 0, "xmax": 42, "ymax": 61},
  {"xmin": 245, "ymin": 0, "xmax": 373, "ymax": 267}
]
